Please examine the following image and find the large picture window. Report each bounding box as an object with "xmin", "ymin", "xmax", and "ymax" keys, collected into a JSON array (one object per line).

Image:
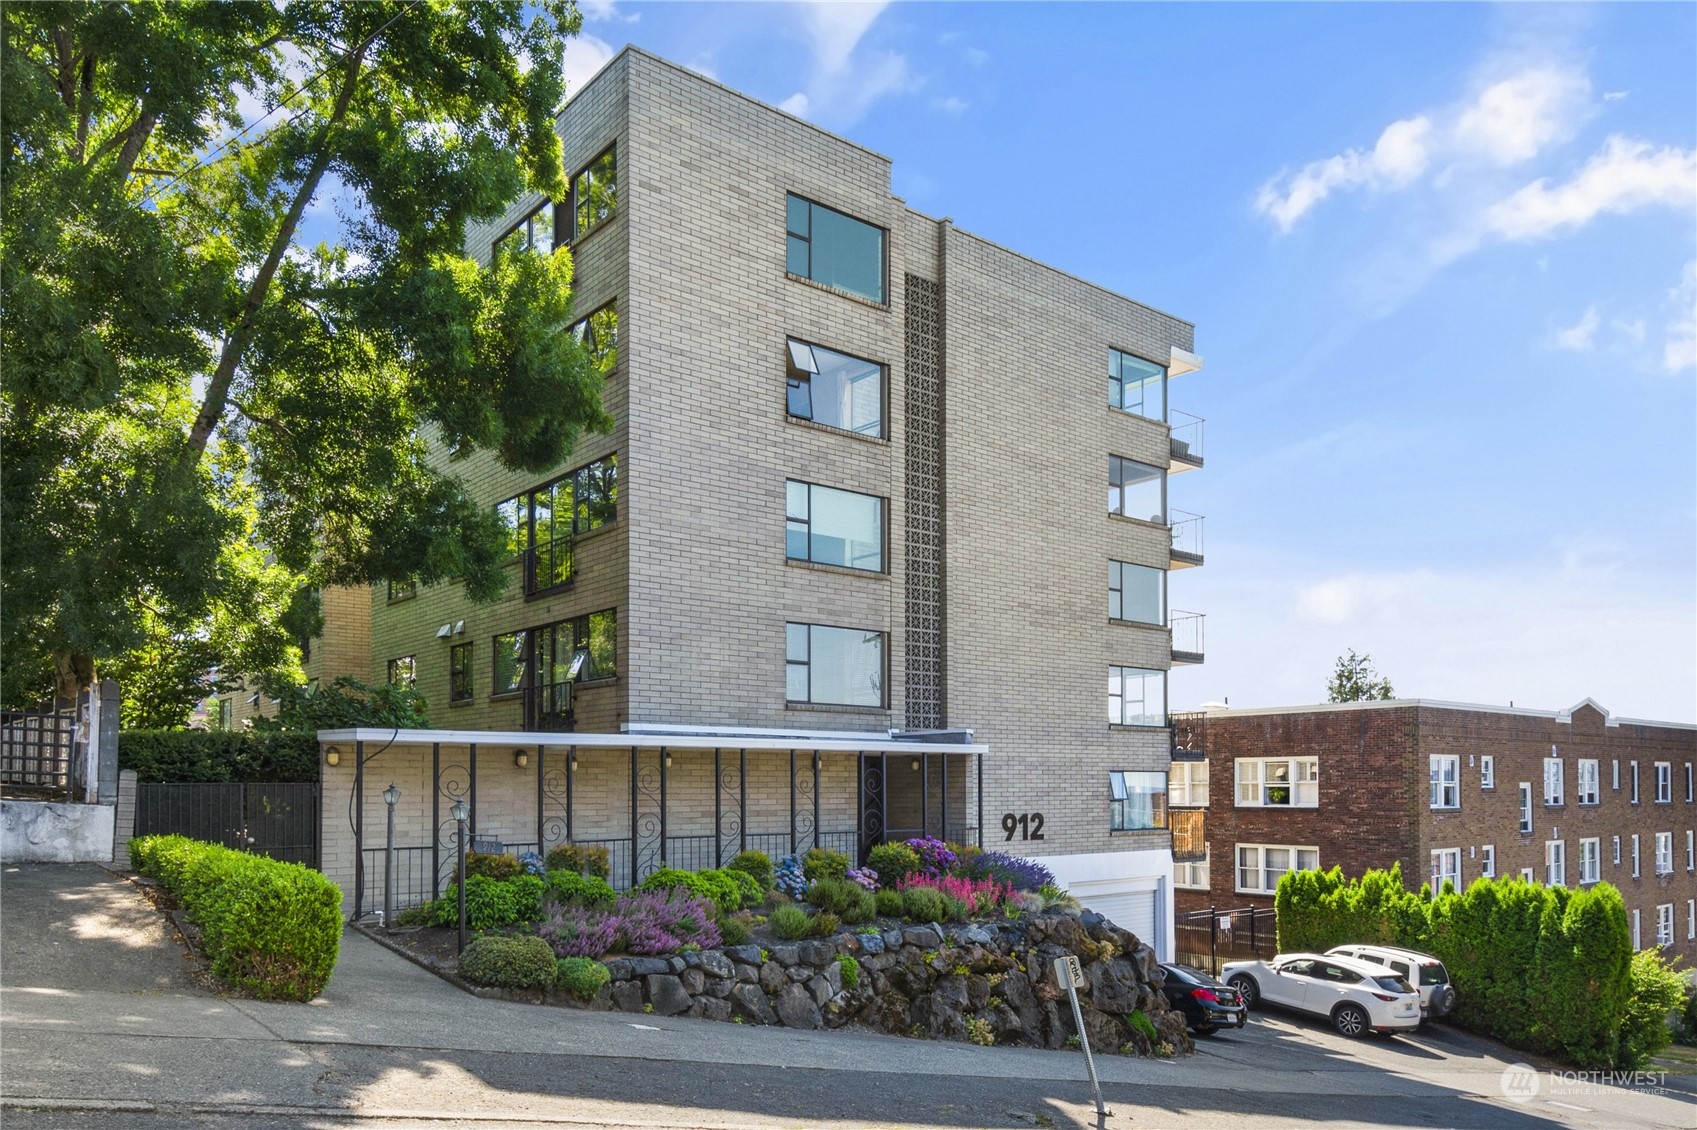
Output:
[
  {"xmin": 495, "ymin": 201, "xmax": 556, "ymax": 258},
  {"xmin": 449, "ymin": 643, "xmax": 473, "ymax": 703},
  {"xmin": 1236, "ymin": 757, "xmax": 1319, "ymax": 807},
  {"xmin": 785, "ymin": 193, "xmax": 885, "ymax": 303},
  {"xmin": 1236, "ymin": 844, "xmax": 1319, "ymax": 895},
  {"xmin": 1108, "ymin": 666, "xmax": 1166, "ymax": 727},
  {"xmin": 1109, "ymin": 348, "xmax": 1166, "ymax": 421},
  {"xmin": 1109, "ymin": 771, "xmax": 1167, "ymax": 831},
  {"xmin": 786, "ymin": 339, "xmax": 883, "ymax": 436},
  {"xmin": 491, "ymin": 611, "xmax": 617, "ymax": 701},
  {"xmin": 572, "ymin": 146, "xmax": 617, "ymax": 240},
  {"xmin": 1109, "ymin": 560, "xmax": 1164, "ymax": 625},
  {"xmin": 569, "ymin": 303, "xmax": 620, "ymax": 371},
  {"xmin": 786, "ymin": 481, "xmax": 884, "ymax": 572},
  {"xmin": 1109, "ymin": 456, "xmax": 1165, "ymax": 523},
  {"xmin": 496, "ymin": 455, "xmax": 619, "ymax": 592},
  {"xmin": 786, "ymin": 623, "xmax": 885, "ymax": 708}
]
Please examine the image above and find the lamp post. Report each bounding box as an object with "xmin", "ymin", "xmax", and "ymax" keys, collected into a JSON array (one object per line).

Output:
[
  {"xmin": 382, "ymin": 784, "xmax": 400, "ymax": 929},
  {"xmin": 450, "ymin": 798, "xmax": 470, "ymax": 952}
]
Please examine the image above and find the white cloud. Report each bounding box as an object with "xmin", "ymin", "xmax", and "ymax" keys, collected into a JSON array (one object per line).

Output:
[
  {"xmin": 1603, "ymin": 90, "xmax": 1629, "ymax": 102},
  {"xmin": 931, "ymin": 96, "xmax": 968, "ymax": 116},
  {"xmin": 965, "ymin": 47, "xmax": 989, "ymax": 68},
  {"xmin": 1296, "ymin": 574, "xmax": 1419, "ymax": 625},
  {"xmin": 1256, "ymin": 116, "xmax": 1434, "ymax": 232},
  {"xmin": 1612, "ymin": 317, "xmax": 1647, "ymax": 344},
  {"xmin": 1455, "ymin": 67, "xmax": 1590, "ymax": 165},
  {"xmin": 1665, "ymin": 259, "xmax": 1697, "ymax": 373},
  {"xmin": 778, "ymin": 92, "xmax": 810, "ymax": 117},
  {"xmin": 1550, "ymin": 305, "xmax": 1600, "ymax": 352},
  {"xmin": 777, "ymin": 2, "xmax": 911, "ymax": 127},
  {"xmin": 580, "ymin": 1, "xmax": 639, "ymax": 23},
  {"xmin": 1484, "ymin": 135, "xmax": 1697, "ymax": 240},
  {"xmin": 800, "ymin": 1, "xmax": 888, "ymax": 74},
  {"xmin": 562, "ymin": 34, "xmax": 616, "ymax": 99}
]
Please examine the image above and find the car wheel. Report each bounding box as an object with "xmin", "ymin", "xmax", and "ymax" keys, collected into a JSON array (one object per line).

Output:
[
  {"xmin": 1433, "ymin": 986, "xmax": 1456, "ymax": 1017},
  {"xmin": 1332, "ymin": 1003, "xmax": 1369, "ymax": 1038},
  {"xmin": 1227, "ymin": 974, "xmax": 1258, "ymax": 1009}
]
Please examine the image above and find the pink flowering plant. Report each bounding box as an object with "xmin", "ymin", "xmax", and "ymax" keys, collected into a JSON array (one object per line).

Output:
[
  {"xmin": 846, "ymin": 866, "xmax": 880, "ymax": 891},
  {"xmin": 899, "ymin": 873, "xmax": 1012, "ymax": 917},
  {"xmin": 538, "ymin": 888, "xmax": 720, "ymax": 957}
]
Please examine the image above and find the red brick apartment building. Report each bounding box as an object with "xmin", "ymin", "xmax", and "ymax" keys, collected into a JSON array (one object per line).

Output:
[{"xmin": 1168, "ymin": 699, "xmax": 1697, "ymax": 964}]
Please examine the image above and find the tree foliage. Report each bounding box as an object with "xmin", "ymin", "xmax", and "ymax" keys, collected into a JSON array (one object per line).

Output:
[
  {"xmin": 1, "ymin": 0, "xmax": 609, "ymax": 708},
  {"xmin": 250, "ymin": 675, "xmax": 431, "ymax": 733},
  {"xmin": 1326, "ymin": 649, "xmax": 1395, "ymax": 702}
]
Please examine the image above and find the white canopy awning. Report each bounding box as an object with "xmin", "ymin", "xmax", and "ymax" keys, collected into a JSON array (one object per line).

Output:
[{"xmin": 315, "ymin": 726, "xmax": 989, "ymax": 756}]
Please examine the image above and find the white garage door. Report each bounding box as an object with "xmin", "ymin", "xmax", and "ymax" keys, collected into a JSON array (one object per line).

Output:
[{"xmin": 1081, "ymin": 889, "xmax": 1157, "ymax": 949}]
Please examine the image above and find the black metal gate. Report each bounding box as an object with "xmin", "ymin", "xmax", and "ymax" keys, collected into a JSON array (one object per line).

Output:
[{"xmin": 134, "ymin": 782, "xmax": 319, "ymax": 867}]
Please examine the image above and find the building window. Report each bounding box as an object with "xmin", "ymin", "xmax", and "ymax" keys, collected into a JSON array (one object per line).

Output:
[
  {"xmin": 1108, "ymin": 455, "xmax": 1164, "ymax": 523},
  {"xmin": 1687, "ymin": 830, "xmax": 1694, "ymax": 871},
  {"xmin": 1109, "ymin": 560, "xmax": 1165, "ymax": 625},
  {"xmin": 216, "ymin": 698, "xmax": 233, "ymax": 731},
  {"xmin": 495, "ymin": 455, "xmax": 619, "ymax": 591},
  {"xmin": 1655, "ymin": 762, "xmax": 1672, "ymax": 803},
  {"xmin": 572, "ymin": 145, "xmax": 617, "ymax": 240},
  {"xmin": 1689, "ymin": 900, "xmax": 1695, "ymax": 941},
  {"xmin": 1235, "ymin": 844, "xmax": 1320, "ymax": 895},
  {"xmin": 569, "ymin": 303, "xmax": 619, "ymax": 370},
  {"xmin": 1631, "ymin": 834, "xmax": 1640, "ymax": 878},
  {"xmin": 1175, "ymin": 846, "xmax": 1210, "ymax": 890},
  {"xmin": 449, "ymin": 643, "xmax": 473, "ymax": 703},
  {"xmin": 785, "ymin": 481, "xmax": 884, "ymax": 572},
  {"xmin": 785, "ymin": 193, "xmax": 885, "ymax": 303},
  {"xmin": 1631, "ymin": 909, "xmax": 1641, "ymax": 949},
  {"xmin": 1578, "ymin": 838, "xmax": 1600, "ymax": 884},
  {"xmin": 496, "ymin": 200, "xmax": 556, "ymax": 258},
  {"xmin": 1480, "ymin": 755, "xmax": 1495, "ymax": 790},
  {"xmin": 387, "ymin": 579, "xmax": 418, "ymax": 602},
  {"xmin": 1686, "ymin": 762, "xmax": 1694, "ymax": 802},
  {"xmin": 1429, "ymin": 755, "xmax": 1460, "ymax": 809},
  {"xmin": 1576, "ymin": 759, "xmax": 1599, "ymax": 806},
  {"xmin": 1656, "ymin": 832, "xmax": 1674, "ymax": 875},
  {"xmin": 1542, "ymin": 757, "xmax": 1564, "ymax": 806},
  {"xmin": 786, "ymin": 623, "xmax": 884, "ymax": 708},
  {"xmin": 1545, "ymin": 840, "xmax": 1566, "ymax": 887},
  {"xmin": 1108, "ymin": 348, "xmax": 1166, "ymax": 421},
  {"xmin": 1430, "ymin": 848, "xmax": 1461, "ymax": 892},
  {"xmin": 1109, "ymin": 770, "xmax": 1168, "ymax": 831},
  {"xmin": 1481, "ymin": 844, "xmax": 1495, "ymax": 878},
  {"xmin": 1631, "ymin": 761, "xmax": 1640, "ymax": 804},
  {"xmin": 492, "ymin": 631, "xmax": 528, "ymax": 697},
  {"xmin": 1520, "ymin": 868, "xmax": 1534, "ymax": 882},
  {"xmin": 786, "ymin": 339, "xmax": 883, "ymax": 436},
  {"xmin": 1657, "ymin": 904, "xmax": 1675, "ymax": 949},
  {"xmin": 1612, "ymin": 759, "xmax": 1620, "ymax": 790},
  {"xmin": 1169, "ymin": 760, "xmax": 1209, "ymax": 806},
  {"xmin": 1108, "ymin": 666, "xmax": 1166, "ymax": 727},
  {"xmin": 1518, "ymin": 783, "xmax": 1533, "ymax": 834},
  {"xmin": 491, "ymin": 611, "xmax": 617, "ymax": 701},
  {"xmin": 1236, "ymin": 756, "xmax": 1319, "ymax": 808},
  {"xmin": 1613, "ymin": 835, "xmax": 1621, "ymax": 866},
  {"xmin": 387, "ymin": 656, "xmax": 416, "ymax": 688}
]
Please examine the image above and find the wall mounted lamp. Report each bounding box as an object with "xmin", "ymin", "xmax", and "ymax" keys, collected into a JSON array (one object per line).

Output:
[
  {"xmin": 910, "ymin": 758, "xmax": 921, "ymax": 772},
  {"xmin": 325, "ymin": 746, "xmax": 341, "ymax": 767},
  {"xmin": 514, "ymin": 749, "xmax": 529, "ymax": 769}
]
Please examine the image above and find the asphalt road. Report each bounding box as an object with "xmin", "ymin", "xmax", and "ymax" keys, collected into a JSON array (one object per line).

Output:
[{"xmin": 3, "ymin": 863, "xmax": 1692, "ymax": 1130}]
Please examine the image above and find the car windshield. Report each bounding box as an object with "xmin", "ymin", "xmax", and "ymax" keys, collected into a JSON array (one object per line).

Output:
[
  {"xmin": 1420, "ymin": 965, "xmax": 1448, "ymax": 986},
  {"xmin": 1374, "ymin": 975, "xmax": 1414, "ymax": 994},
  {"xmin": 1163, "ymin": 966, "xmax": 1199, "ymax": 985}
]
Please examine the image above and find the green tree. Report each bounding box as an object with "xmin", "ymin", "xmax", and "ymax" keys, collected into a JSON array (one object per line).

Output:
[
  {"xmin": 2, "ymin": 1, "xmax": 610, "ymax": 708},
  {"xmin": 1326, "ymin": 649, "xmax": 1395, "ymax": 702}
]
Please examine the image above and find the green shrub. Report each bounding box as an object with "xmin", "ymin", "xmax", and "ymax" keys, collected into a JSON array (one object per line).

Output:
[
  {"xmin": 119, "ymin": 731, "xmax": 320, "ymax": 783},
  {"xmin": 722, "ymin": 867, "xmax": 763, "ymax": 909},
  {"xmin": 867, "ymin": 842, "xmax": 921, "ymax": 886},
  {"xmin": 727, "ymin": 850, "xmax": 774, "ymax": 891},
  {"xmin": 428, "ymin": 875, "xmax": 541, "ymax": 931},
  {"xmin": 718, "ymin": 909, "xmax": 754, "ymax": 946},
  {"xmin": 129, "ymin": 835, "xmax": 341, "ymax": 1001},
  {"xmin": 640, "ymin": 867, "xmax": 743, "ymax": 915},
  {"xmin": 555, "ymin": 956, "xmax": 612, "ymax": 1000},
  {"xmin": 392, "ymin": 903, "xmax": 432, "ymax": 927},
  {"xmin": 808, "ymin": 877, "xmax": 876, "ymax": 924},
  {"xmin": 811, "ymin": 910, "xmax": 840, "ymax": 937},
  {"xmin": 802, "ymin": 847, "xmax": 849, "ymax": 883},
  {"xmin": 543, "ymin": 869, "xmax": 616, "ymax": 908},
  {"xmin": 459, "ymin": 851, "xmax": 521, "ymax": 881},
  {"xmin": 457, "ymin": 935, "xmax": 557, "ymax": 990},
  {"xmin": 836, "ymin": 953, "xmax": 861, "ymax": 990},
  {"xmin": 902, "ymin": 885, "xmax": 949, "ymax": 924},
  {"xmin": 545, "ymin": 843, "xmax": 611, "ymax": 880},
  {"xmin": 1129, "ymin": 1009, "xmax": 1158, "ymax": 1042},
  {"xmin": 1618, "ymin": 948, "xmax": 1688, "ymax": 1068},
  {"xmin": 875, "ymin": 888, "xmax": 903, "ymax": 917},
  {"xmin": 770, "ymin": 904, "xmax": 811, "ymax": 940}
]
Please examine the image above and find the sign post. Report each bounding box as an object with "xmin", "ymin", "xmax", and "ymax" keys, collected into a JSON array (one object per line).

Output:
[{"xmin": 1053, "ymin": 955, "xmax": 1109, "ymax": 1118}]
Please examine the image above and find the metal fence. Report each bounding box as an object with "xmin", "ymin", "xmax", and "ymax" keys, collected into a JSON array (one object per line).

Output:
[
  {"xmin": 134, "ymin": 782, "xmax": 318, "ymax": 866},
  {"xmin": 0, "ymin": 704, "xmax": 77, "ymax": 802},
  {"xmin": 1174, "ymin": 905, "xmax": 1279, "ymax": 974}
]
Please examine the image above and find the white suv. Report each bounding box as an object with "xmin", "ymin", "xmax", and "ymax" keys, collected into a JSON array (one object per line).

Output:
[
  {"xmin": 1221, "ymin": 952, "xmax": 1422, "ymax": 1038},
  {"xmin": 1326, "ymin": 944, "xmax": 1456, "ymax": 1021}
]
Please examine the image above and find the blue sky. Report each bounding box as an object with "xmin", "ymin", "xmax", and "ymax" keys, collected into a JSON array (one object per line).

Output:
[{"xmin": 561, "ymin": 2, "xmax": 1696, "ymax": 721}]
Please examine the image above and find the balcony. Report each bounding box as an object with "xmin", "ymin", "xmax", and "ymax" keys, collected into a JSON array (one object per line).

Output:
[
  {"xmin": 1168, "ymin": 509, "xmax": 1204, "ymax": 569},
  {"xmin": 1169, "ymin": 807, "xmax": 1207, "ymax": 862},
  {"xmin": 523, "ymin": 536, "xmax": 575, "ymax": 596},
  {"xmin": 1169, "ymin": 610, "xmax": 1205, "ymax": 665},
  {"xmin": 1170, "ymin": 711, "xmax": 1207, "ymax": 760},
  {"xmin": 1169, "ymin": 409, "xmax": 1204, "ymax": 472}
]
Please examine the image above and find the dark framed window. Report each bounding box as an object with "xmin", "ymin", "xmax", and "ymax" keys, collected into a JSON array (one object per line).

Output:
[
  {"xmin": 1109, "ymin": 348, "xmax": 1166, "ymax": 421},
  {"xmin": 490, "ymin": 611, "xmax": 616, "ymax": 701},
  {"xmin": 1109, "ymin": 456, "xmax": 1165, "ymax": 523},
  {"xmin": 493, "ymin": 631, "xmax": 528, "ymax": 697},
  {"xmin": 1109, "ymin": 770, "xmax": 1167, "ymax": 831},
  {"xmin": 387, "ymin": 656, "xmax": 416, "ymax": 688},
  {"xmin": 496, "ymin": 201, "xmax": 556, "ymax": 258},
  {"xmin": 1109, "ymin": 560, "xmax": 1164, "ymax": 624},
  {"xmin": 785, "ymin": 481, "xmax": 884, "ymax": 572},
  {"xmin": 569, "ymin": 303, "xmax": 620, "ymax": 370},
  {"xmin": 494, "ymin": 455, "xmax": 619, "ymax": 592},
  {"xmin": 449, "ymin": 643, "xmax": 473, "ymax": 703},
  {"xmin": 785, "ymin": 193, "xmax": 886, "ymax": 303},
  {"xmin": 387, "ymin": 579, "xmax": 418, "ymax": 602},
  {"xmin": 572, "ymin": 146, "xmax": 617, "ymax": 240},
  {"xmin": 786, "ymin": 339, "xmax": 884, "ymax": 436},
  {"xmin": 786, "ymin": 623, "xmax": 885, "ymax": 707},
  {"xmin": 216, "ymin": 698, "xmax": 233, "ymax": 731}
]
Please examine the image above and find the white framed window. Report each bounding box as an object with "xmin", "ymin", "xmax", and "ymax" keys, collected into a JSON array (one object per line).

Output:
[
  {"xmin": 1578, "ymin": 838, "xmax": 1600, "ymax": 884},
  {"xmin": 1689, "ymin": 900, "xmax": 1696, "ymax": 941},
  {"xmin": 1576, "ymin": 759, "xmax": 1599, "ymax": 805},
  {"xmin": 1655, "ymin": 762, "xmax": 1672, "ymax": 804},
  {"xmin": 1657, "ymin": 904, "xmax": 1674, "ymax": 948},
  {"xmin": 1480, "ymin": 755, "xmax": 1495, "ymax": 790},
  {"xmin": 1518, "ymin": 783, "xmax": 1533, "ymax": 834},
  {"xmin": 1687, "ymin": 830, "xmax": 1694, "ymax": 871},
  {"xmin": 1169, "ymin": 760, "xmax": 1209, "ymax": 807},
  {"xmin": 1612, "ymin": 759, "xmax": 1620, "ymax": 790},
  {"xmin": 1631, "ymin": 908, "xmax": 1641, "ymax": 949},
  {"xmin": 1613, "ymin": 835, "xmax": 1621, "ymax": 866},
  {"xmin": 1430, "ymin": 848, "xmax": 1461, "ymax": 891},
  {"xmin": 1655, "ymin": 831, "xmax": 1673, "ymax": 875},
  {"xmin": 1520, "ymin": 867, "xmax": 1534, "ymax": 882},
  {"xmin": 1631, "ymin": 761, "xmax": 1640, "ymax": 804},
  {"xmin": 1631, "ymin": 834, "xmax": 1641, "ymax": 878},
  {"xmin": 1546, "ymin": 840, "xmax": 1566, "ymax": 887},
  {"xmin": 1429, "ymin": 756, "xmax": 1460, "ymax": 809},
  {"xmin": 1235, "ymin": 843, "xmax": 1320, "ymax": 895},
  {"xmin": 1234, "ymin": 757, "xmax": 1319, "ymax": 808},
  {"xmin": 1175, "ymin": 845, "xmax": 1210, "ymax": 890},
  {"xmin": 1481, "ymin": 844, "xmax": 1495, "ymax": 878},
  {"xmin": 1543, "ymin": 757, "xmax": 1564, "ymax": 806}
]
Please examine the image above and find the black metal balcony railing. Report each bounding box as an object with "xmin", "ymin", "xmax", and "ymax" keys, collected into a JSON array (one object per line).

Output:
[
  {"xmin": 1169, "ymin": 807, "xmax": 1206, "ymax": 862},
  {"xmin": 1168, "ymin": 509, "xmax": 1204, "ymax": 568},
  {"xmin": 1169, "ymin": 410, "xmax": 1205, "ymax": 469},
  {"xmin": 1169, "ymin": 610, "xmax": 1205, "ymax": 665},
  {"xmin": 523, "ymin": 680, "xmax": 573, "ymax": 732},
  {"xmin": 524, "ymin": 536, "xmax": 574, "ymax": 595},
  {"xmin": 1171, "ymin": 711, "xmax": 1206, "ymax": 759}
]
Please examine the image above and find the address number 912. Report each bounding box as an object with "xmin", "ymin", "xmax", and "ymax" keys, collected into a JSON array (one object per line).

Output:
[{"xmin": 1001, "ymin": 812, "xmax": 1045, "ymax": 841}]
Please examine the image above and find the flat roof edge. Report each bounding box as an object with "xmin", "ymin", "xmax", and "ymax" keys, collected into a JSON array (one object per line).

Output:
[
  {"xmin": 313, "ymin": 728, "xmax": 990, "ymax": 754},
  {"xmin": 1193, "ymin": 699, "xmax": 1695, "ymax": 730}
]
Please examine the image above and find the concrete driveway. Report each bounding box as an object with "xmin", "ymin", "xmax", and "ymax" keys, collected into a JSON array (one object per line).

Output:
[{"xmin": 2, "ymin": 862, "xmax": 1692, "ymax": 1129}]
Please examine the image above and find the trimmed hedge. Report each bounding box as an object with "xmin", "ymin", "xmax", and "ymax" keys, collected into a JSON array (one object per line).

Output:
[
  {"xmin": 130, "ymin": 834, "xmax": 341, "ymax": 1000},
  {"xmin": 555, "ymin": 956, "xmax": 612, "ymax": 999},
  {"xmin": 639, "ymin": 867, "xmax": 746, "ymax": 914},
  {"xmin": 543, "ymin": 868, "xmax": 616, "ymax": 909},
  {"xmin": 1276, "ymin": 865, "xmax": 1634, "ymax": 1068},
  {"xmin": 458, "ymin": 935, "xmax": 556, "ymax": 990},
  {"xmin": 120, "ymin": 730, "xmax": 318, "ymax": 782}
]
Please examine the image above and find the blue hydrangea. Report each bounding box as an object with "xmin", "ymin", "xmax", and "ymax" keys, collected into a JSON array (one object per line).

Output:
[
  {"xmin": 774, "ymin": 855, "xmax": 810, "ymax": 900},
  {"xmin": 517, "ymin": 851, "xmax": 547, "ymax": 877}
]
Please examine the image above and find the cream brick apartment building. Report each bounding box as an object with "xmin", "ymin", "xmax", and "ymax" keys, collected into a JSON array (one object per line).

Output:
[
  {"xmin": 1167, "ymin": 699, "xmax": 1697, "ymax": 964},
  {"xmin": 323, "ymin": 49, "xmax": 1206, "ymax": 954}
]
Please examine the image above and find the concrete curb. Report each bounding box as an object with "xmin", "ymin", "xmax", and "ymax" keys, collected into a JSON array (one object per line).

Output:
[{"xmin": 0, "ymin": 1096, "xmax": 814, "ymax": 1127}]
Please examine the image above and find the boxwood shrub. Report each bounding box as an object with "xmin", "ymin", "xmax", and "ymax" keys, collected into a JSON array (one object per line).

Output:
[
  {"xmin": 544, "ymin": 843, "xmax": 611, "ymax": 880},
  {"xmin": 640, "ymin": 867, "xmax": 743, "ymax": 914},
  {"xmin": 555, "ymin": 956, "xmax": 612, "ymax": 999},
  {"xmin": 427, "ymin": 874, "xmax": 544, "ymax": 930},
  {"xmin": 457, "ymin": 935, "xmax": 556, "ymax": 990},
  {"xmin": 543, "ymin": 869, "xmax": 616, "ymax": 909},
  {"xmin": 727, "ymin": 850, "xmax": 774, "ymax": 892},
  {"xmin": 129, "ymin": 834, "xmax": 341, "ymax": 1001}
]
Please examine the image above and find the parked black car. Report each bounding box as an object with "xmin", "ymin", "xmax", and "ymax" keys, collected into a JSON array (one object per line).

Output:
[{"xmin": 1158, "ymin": 962, "xmax": 1248, "ymax": 1035}]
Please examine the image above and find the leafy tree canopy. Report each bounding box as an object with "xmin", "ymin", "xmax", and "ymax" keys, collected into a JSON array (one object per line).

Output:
[
  {"xmin": 1, "ymin": 0, "xmax": 610, "ymax": 713},
  {"xmin": 1326, "ymin": 649, "xmax": 1395, "ymax": 702},
  {"xmin": 251, "ymin": 675, "xmax": 430, "ymax": 732}
]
